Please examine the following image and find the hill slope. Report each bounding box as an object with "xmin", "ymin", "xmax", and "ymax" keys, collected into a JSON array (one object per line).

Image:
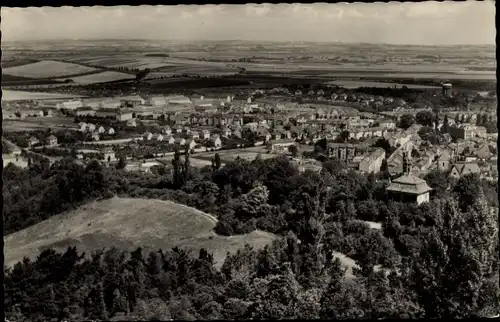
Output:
[{"xmin": 4, "ymin": 197, "xmax": 277, "ymax": 268}]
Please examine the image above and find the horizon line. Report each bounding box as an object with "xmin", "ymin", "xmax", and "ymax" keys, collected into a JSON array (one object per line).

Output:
[{"xmin": 2, "ymin": 38, "xmax": 495, "ymax": 47}]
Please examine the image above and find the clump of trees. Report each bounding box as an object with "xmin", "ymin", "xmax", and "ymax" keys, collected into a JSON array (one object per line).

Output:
[{"xmin": 4, "ymin": 155, "xmax": 499, "ymax": 320}]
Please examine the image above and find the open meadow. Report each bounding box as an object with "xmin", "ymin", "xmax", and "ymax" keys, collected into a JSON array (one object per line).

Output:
[
  {"xmin": 3, "ymin": 197, "xmax": 277, "ymax": 269},
  {"xmin": 2, "ymin": 117, "xmax": 77, "ymax": 132}
]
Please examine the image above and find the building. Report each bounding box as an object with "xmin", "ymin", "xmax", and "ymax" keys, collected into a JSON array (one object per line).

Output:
[
  {"xmin": 442, "ymin": 83, "xmax": 452, "ymax": 98},
  {"xmin": 108, "ymin": 128, "xmax": 115, "ymax": 135},
  {"xmin": 119, "ymin": 95, "xmax": 145, "ymax": 107},
  {"xmin": 165, "ymin": 135, "xmax": 175, "ymax": 145},
  {"xmin": 327, "ymin": 142, "xmax": 368, "ymax": 161},
  {"xmin": 386, "ymin": 173, "xmax": 433, "ymax": 205},
  {"xmin": 266, "ymin": 140, "xmax": 296, "ymax": 154},
  {"xmin": 96, "ymin": 110, "xmax": 118, "ymax": 119},
  {"xmin": 143, "ymin": 132, "xmax": 153, "ymax": 141},
  {"xmin": 116, "ymin": 111, "xmax": 134, "ymax": 122},
  {"xmin": 102, "ymin": 147, "xmax": 116, "ymax": 162},
  {"xmin": 165, "ymin": 95, "xmax": 191, "ymax": 105},
  {"xmin": 126, "ymin": 119, "xmax": 137, "ymax": 127},
  {"xmin": 359, "ymin": 148, "xmax": 386, "ymax": 174},
  {"xmin": 449, "ymin": 162, "xmax": 481, "ymax": 179},
  {"xmin": 211, "ymin": 135, "xmax": 222, "ymax": 149},
  {"xmin": 28, "ymin": 136, "xmax": 40, "ymax": 147},
  {"xmin": 99, "ymin": 100, "xmax": 121, "ymax": 109},
  {"xmin": 46, "ymin": 135, "xmax": 58, "ymax": 147},
  {"xmin": 148, "ymin": 96, "xmax": 166, "ymax": 106},
  {"xmin": 56, "ymin": 100, "xmax": 83, "ymax": 110},
  {"xmin": 98, "ymin": 126, "xmax": 106, "ymax": 134}
]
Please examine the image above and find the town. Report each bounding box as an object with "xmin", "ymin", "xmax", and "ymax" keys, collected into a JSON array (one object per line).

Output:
[
  {"xmin": 3, "ymin": 82, "xmax": 498, "ymax": 188},
  {"xmin": 2, "ymin": 3, "xmax": 498, "ymax": 322}
]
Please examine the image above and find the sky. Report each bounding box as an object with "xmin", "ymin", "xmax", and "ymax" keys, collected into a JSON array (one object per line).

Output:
[{"xmin": 1, "ymin": 2, "xmax": 496, "ymax": 45}]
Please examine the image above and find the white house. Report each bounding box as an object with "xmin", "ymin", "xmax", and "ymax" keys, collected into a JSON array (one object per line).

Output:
[
  {"xmin": 144, "ymin": 132, "xmax": 153, "ymax": 141},
  {"xmin": 187, "ymin": 139, "xmax": 197, "ymax": 150},
  {"xmin": 79, "ymin": 122, "xmax": 87, "ymax": 132},
  {"xmin": 126, "ymin": 119, "xmax": 137, "ymax": 127},
  {"xmin": 87, "ymin": 123, "xmax": 96, "ymax": 132},
  {"xmin": 98, "ymin": 126, "xmax": 105, "ymax": 134},
  {"xmin": 108, "ymin": 127, "xmax": 115, "ymax": 135},
  {"xmin": 211, "ymin": 135, "xmax": 222, "ymax": 149},
  {"xmin": 202, "ymin": 129, "xmax": 211, "ymax": 140},
  {"xmin": 91, "ymin": 133, "xmax": 100, "ymax": 141},
  {"xmin": 165, "ymin": 135, "xmax": 176, "ymax": 144},
  {"xmin": 155, "ymin": 134, "xmax": 164, "ymax": 142},
  {"xmin": 163, "ymin": 126, "xmax": 172, "ymax": 135}
]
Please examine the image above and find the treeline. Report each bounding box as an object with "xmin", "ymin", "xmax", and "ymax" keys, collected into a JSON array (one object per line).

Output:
[{"xmin": 3, "ymin": 155, "xmax": 500, "ymax": 319}]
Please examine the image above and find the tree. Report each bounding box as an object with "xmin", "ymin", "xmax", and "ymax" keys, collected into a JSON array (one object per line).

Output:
[
  {"xmin": 398, "ymin": 114, "xmax": 415, "ymax": 129},
  {"xmin": 116, "ymin": 157, "xmax": 127, "ymax": 170},
  {"xmin": 452, "ymin": 173, "xmax": 482, "ymax": 212},
  {"xmin": 288, "ymin": 145, "xmax": 299, "ymax": 158},
  {"xmin": 380, "ymin": 158, "xmax": 390, "ymax": 180},
  {"xmin": 172, "ymin": 149, "xmax": 184, "ymax": 188},
  {"xmin": 212, "ymin": 153, "xmax": 222, "ymax": 171},
  {"xmin": 442, "ymin": 114, "xmax": 450, "ymax": 133},
  {"xmin": 415, "ymin": 110, "xmax": 436, "ymax": 127}
]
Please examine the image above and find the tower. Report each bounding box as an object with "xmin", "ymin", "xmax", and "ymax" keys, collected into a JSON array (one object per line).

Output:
[
  {"xmin": 442, "ymin": 83, "xmax": 452, "ymax": 98},
  {"xmin": 402, "ymin": 151, "xmax": 410, "ymax": 175}
]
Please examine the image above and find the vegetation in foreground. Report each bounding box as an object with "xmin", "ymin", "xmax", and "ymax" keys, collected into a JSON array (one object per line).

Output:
[{"xmin": 3, "ymin": 154, "xmax": 499, "ymax": 320}]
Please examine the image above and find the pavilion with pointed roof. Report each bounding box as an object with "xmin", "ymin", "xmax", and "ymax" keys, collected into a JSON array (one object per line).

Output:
[{"xmin": 386, "ymin": 152, "xmax": 432, "ymax": 205}]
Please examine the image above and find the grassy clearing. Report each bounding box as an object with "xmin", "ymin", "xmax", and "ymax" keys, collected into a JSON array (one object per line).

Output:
[
  {"xmin": 324, "ymin": 80, "xmax": 440, "ymax": 89},
  {"xmin": 4, "ymin": 197, "xmax": 277, "ymax": 269},
  {"xmin": 3, "ymin": 60, "xmax": 100, "ymax": 79}
]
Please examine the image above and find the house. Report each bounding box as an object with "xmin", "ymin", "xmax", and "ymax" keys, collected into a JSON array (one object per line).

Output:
[
  {"xmin": 126, "ymin": 119, "xmax": 137, "ymax": 127},
  {"xmin": 202, "ymin": 129, "xmax": 211, "ymax": 140},
  {"xmin": 163, "ymin": 126, "xmax": 172, "ymax": 135},
  {"xmin": 191, "ymin": 131, "xmax": 200, "ymax": 140},
  {"xmin": 102, "ymin": 147, "xmax": 116, "ymax": 162},
  {"xmin": 28, "ymin": 136, "xmax": 40, "ymax": 147},
  {"xmin": 449, "ymin": 162, "xmax": 481, "ymax": 179},
  {"xmin": 386, "ymin": 173, "xmax": 432, "ymax": 205},
  {"xmin": 359, "ymin": 148, "xmax": 386, "ymax": 174},
  {"xmin": 165, "ymin": 135, "xmax": 176, "ymax": 145},
  {"xmin": 221, "ymin": 127, "xmax": 232, "ymax": 138},
  {"xmin": 87, "ymin": 123, "xmax": 96, "ymax": 132},
  {"xmin": 108, "ymin": 128, "xmax": 115, "ymax": 135},
  {"xmin": 186, "ymin": 139, "xmax": 197, "ymax": 151},
  {"xmin": 46, "ymin": 134, "xmax": 58, "ymax": 147},
  {"xmin": 379, "ymin": 119, "xmax": 397, "ymax": 129},
  {"xmin": 98, "ymin": 126, "xmax": 106, "ymax": 134},
  {"xmin": 116, "ymin": 111, "xmax": 134, "ymax": 122},
  {"xmin": 183, "ymin": 126, "xmax": 191, "ymax": 134},
  {"xmin": 232, "ymin": 95, "xmax": 252, "ymax": 105},
  {"xmin": 211, "ymin": 135, "xmax": 222, "ymax": 149},
  {"xmin": 267, "ymin": 139, "xmax": 296, "ymax": 154},
  {"xmin": 78, "ymin": 122, "xmax": 88, "ymax": 132},
  {"xmin": 175, "ymin": 125, "xmax": 183, "ymax": 134},
  {"xmin": 143, "ymin": 132, "xmax": 153, "ymax": 141},
  {"xmin": 148, "ymin": 96, "xmax": 166, "ymax": 106},
  {"xmin": 165, "ymin": 95, "xmax": 191, "ymax": 105},
  {"xmin": 91, "ymin": 133, "xmax": 100, "ymax": 141},
  {"xmin": 96, "ymin": 110, "xmax": 118, "ymax": 119},
  {"xmin": 233, "ymin": 129, "xmax": 242, "ymax": 138},
  {"xmin": 436, "ymin": 149, "xmax": 453, "ymax": 171},
  {"xmin": 154, "ymin": 134, "xmax": 164, "ymax": 142}
]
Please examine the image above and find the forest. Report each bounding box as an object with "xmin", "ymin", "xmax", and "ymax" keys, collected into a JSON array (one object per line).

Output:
[{"xmin": 3, "ymin": 153, "xmax": 499, "ymax": 321}]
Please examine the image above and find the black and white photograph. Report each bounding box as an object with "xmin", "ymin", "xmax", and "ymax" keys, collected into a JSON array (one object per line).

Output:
[{"xmin": 2, "ymin": 2, "xmax": 498, "ymax": 321}]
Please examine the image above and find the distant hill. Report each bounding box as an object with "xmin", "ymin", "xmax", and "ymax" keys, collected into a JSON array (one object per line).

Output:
[{"xmin": 4, "ymin": 197, "xmax": 277, "ymax": 269}]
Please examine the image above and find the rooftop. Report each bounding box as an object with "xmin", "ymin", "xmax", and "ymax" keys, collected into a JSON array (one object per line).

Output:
[{"xmin": 386, "ymin": 173, "xmax": 432, "ymax": 195}]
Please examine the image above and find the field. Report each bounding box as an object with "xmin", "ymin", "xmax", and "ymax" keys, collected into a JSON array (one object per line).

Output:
[
  {"xmin": 2, "ymin": 89, "xmax": 85, "ymax": 101},
  {"xmin": 4, "ymin": 197, "xmax": 278, "ymax": 269},
  {"xmin": 2, "ymin": 60, "xmax": 99, "ymax": 79},
  {"xmin": 59, "ymin": 71, "xmax": 136, "ymax": 84},
  {"xmin": 2, "ymin": 117, "xmax": 77, "ymax": 132},
  {"xmin": 325, "ymin": 80, "xmax": 441, "ymax": 89}
]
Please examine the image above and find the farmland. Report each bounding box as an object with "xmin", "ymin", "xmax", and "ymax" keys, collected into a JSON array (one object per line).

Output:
[
  {"xmin": 59, "ymin": 71, "xmax": 136, "ymax": 84},
  {"xmin": 324, "ymin": 80, "xmax": 441, "ymax": 89},
  {"xmin": 2, "ymin": 60, "xmax": 99, "ymax": 79},
  {"xmin": 2, "ymin": 89, "xmax": 85, "ymax": 101},
  {"xmin": 3, "ymin": 197, "xmax": 277, "ymax": 269},
  {"xmin": 2, "ymin": 117, "xmax": 77, "ymax": 132}
]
